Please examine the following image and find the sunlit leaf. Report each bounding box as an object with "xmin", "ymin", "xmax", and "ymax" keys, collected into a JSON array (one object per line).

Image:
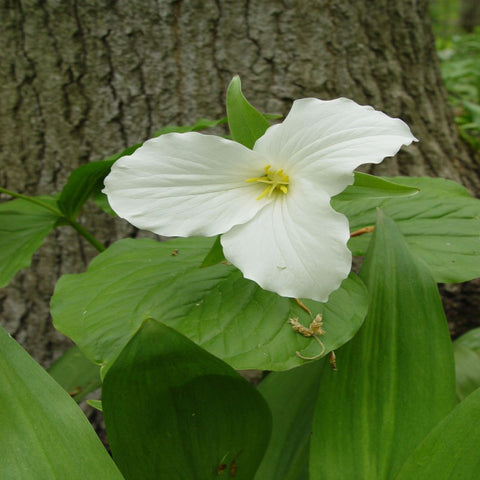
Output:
[
  {"xmin": 51, "ymin": 237, "xmax": 368, "ymax": 372},
  {"xmin": 336, "ymin": 176, "xmax": 480, "ymax": 283},
  {"xmin": 309, "ymin": 211, "xmax": 456, "ymax": 480},
  {"xmin": 0, "ymin": 327, "xmax": 123, "ymax": 479},
  {"xmin": 226, "ymin": 76, "xmax": 270, "ymax": 148}
]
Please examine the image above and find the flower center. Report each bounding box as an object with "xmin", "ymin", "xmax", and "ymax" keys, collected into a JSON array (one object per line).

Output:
[{"xmin": 245, "ymin": 165, "xmax": 290, "ymax": 200}]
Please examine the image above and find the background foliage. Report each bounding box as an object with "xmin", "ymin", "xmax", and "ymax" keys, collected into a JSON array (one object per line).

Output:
[{"xmin": 432, "ymin": 0, "xmax": 480, "ymax": 150}]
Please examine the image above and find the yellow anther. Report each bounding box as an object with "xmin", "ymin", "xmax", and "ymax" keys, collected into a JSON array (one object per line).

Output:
[{"xmin": 246, "ymin": 165, "xmax": 290, "ymax": 200}]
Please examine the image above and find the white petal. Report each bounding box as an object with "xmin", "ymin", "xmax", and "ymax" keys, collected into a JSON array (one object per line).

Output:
[
  {"xmin": 221, "ymin": 179, "xmax": 351, "ymax": 302},
  {"xmin": 254, "ymin": 97, "xmax": 417, "ymax": 197},
  {"xmin": 104, "ymin": 132, "xmax": 269, "ymax": 237}
]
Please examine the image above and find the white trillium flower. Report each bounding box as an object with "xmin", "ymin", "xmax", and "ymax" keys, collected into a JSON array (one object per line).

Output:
[{"xmin": 104, "ymin": 98, "xmax": 416, "ymax": 302}]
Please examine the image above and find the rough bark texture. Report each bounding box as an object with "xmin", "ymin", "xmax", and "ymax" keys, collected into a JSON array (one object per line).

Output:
[{"xmin": 1, "ymin": 0, "xmax": 479, "ymax": 365}]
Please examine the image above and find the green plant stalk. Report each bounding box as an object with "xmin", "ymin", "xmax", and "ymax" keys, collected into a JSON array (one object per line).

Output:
[
  {"xmin": 0, "ymin": 187, "xmax": 106, "ymax": 252},
  {"xmin": 67, "ymin": 220, "xmax": 106, "ymax": 252},
  {"xmin": 0, "ymin": 187, "xmax": 62, "ymax": 215}
]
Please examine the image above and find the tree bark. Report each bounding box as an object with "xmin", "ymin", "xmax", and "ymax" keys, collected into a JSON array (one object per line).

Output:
[{"xmin": 1, "ymin": 0, "xmax": 478, "ymax": 365}]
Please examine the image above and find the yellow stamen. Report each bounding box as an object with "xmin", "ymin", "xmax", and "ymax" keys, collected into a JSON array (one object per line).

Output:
[{"xmin": 246, "ymin": 164, "xmax": 290, "ymax": 200}]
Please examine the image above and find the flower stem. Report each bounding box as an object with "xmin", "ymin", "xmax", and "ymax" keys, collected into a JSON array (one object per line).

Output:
[
  {"xmin": 0, "ymin": 187, "xmax": 62, "ymax": 216},
  {"xmin": 0, "ymin": 187, "xmax": 106, "ymax": 252},
  {"xmin": 68, "ymin": 220, "xmax": 106, "ymax": 252}
]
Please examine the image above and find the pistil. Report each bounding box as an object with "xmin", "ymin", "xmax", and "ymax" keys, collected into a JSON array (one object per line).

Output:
[{"xmin": 246, "ymin": 165, "xmax": 290, "ymax": 200}]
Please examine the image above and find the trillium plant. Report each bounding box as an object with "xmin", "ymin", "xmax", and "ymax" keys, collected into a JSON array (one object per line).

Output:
[
  {"xmin": 104, "ymin": 96, "xmax": 415, "ymax": 302},
  {"xmin": 1, "ymin": 76, "xmax": 480, "ymax": 479}
]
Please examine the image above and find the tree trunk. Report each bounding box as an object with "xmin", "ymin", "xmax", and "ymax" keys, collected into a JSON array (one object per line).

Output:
[{"xmin": 1, "ymin": 0, "xmax": 478, "ymax": 365}]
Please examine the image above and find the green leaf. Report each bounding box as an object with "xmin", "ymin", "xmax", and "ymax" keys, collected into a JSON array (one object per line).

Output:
[
  {"xmin": 226, "ymin": 75, "xmax": 270, "ymax": 148},
  {"xmin": 335, "ymin": 176, "xmax": 480, "ymax": 283},
  {"xmin": 51, "ymin": 237, "xmax": 368, "ymax": 372},
  {"xmin": 255, "ymin": 361, "xmax": 326, "ymax": 480},
  {"xmin": 57, "ymin": 144, "xmax": 140, "ymax": 220},
  {"xmin": 0, "ymin": 196, "xmax": 60, "ymax": 288},
  {"xmin": 153, "ymin": 117, "xmax": 227, "ymax": 136},
  {"xmin": 200, "ymin": 235, "xmax": 226, "ymax": 267},
  {"xmin": 453, "ymin": 328, "xmax": 480, "ymax": 401},
  {"xmin": 58, "ymin": 160, "xmax": 114, "ymax": 219},
  {"xmin": 103, "ymin": 319, "xmax": 271, "ymax": 480},
  {"xmin": 395, "ymin": 387, "xmax": 480, "ymax": 479},
  {"xmin": 86, "ymin": 399, "xmax": 103, "ymax": 411},
  {"xmin": 309, "ymin": 211, "xmax": 456, "ymax": 480},
  {"xmin": 47, "ymin": 346, "xmax": 101, "ymax": 402},
  {"xmin": 334, "ymin": 172, "xmax": 419, "ymax": 202},
  {"xmin": 0, "ymin": 326, "xmax": 124, "ymax": 479}
]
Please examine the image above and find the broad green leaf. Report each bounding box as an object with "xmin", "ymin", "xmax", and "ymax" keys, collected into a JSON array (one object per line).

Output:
[
  {"xmin": 47, "ymin": 345, "xmax": 101, "ymax": 402},
  {"xmin": 200, "ymin": 235, "xmax": 225, "ymax": 267},
  {"xmin": 153, "ymin": 116, "xmax": 227, "ymax": 136},
  {"xmin": 334, "ymin": 172, "xmax": 419, "ymax": 201},
  {"xmin": 51, "ymin": 237, "xmax": 368, "ymax": 371},
  {"xmin": 58, "ymin": 144, "xmax": 140, "ymax": 219},
  {"xmin": 0, "ymin": 196, "xmax": 60, "ymax": 288},
  {"xmin": 0, "ymin": 326, "xmax": 124, "ymax": 480},
  {"xmin": 453, "ymin": 328, "xmax": 480, "ymax": 401},
  {"xmin": 103, "ymin": 319, "xmax": 271, "ymax": 480},
  {"xmin": 226, "ymin": 75, "xmax": 270, "ymax": 148},
  {"xmin": 335, "ymin": 176, "xmax": 480, "ymax": 283},
  {"xmin": 309, "ymin": 211, "xmax": 456, "ymax": 480},
  {"xmin": 255, "ymin": 360, "xmax": 326, "ymax": 480},
  {"xmin": 395, "ymin": 387, "xmax": 480, "ymax": 479}
]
